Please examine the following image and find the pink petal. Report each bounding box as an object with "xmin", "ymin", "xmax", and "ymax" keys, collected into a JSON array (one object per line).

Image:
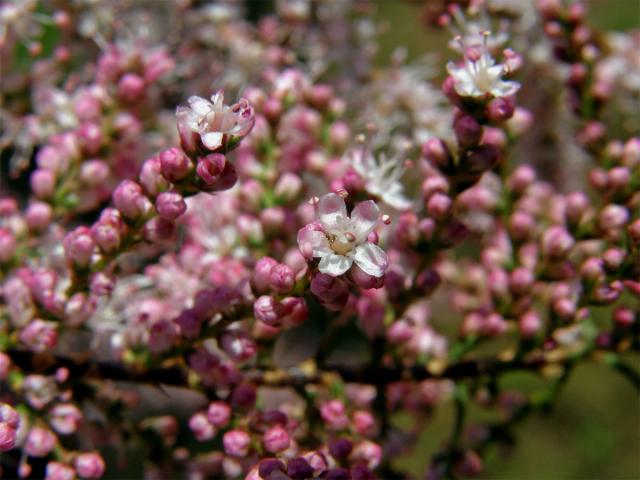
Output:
[
  {"xmin": 297, "ymin": 228, "xmax": 332, "ymax": 259},
  {"xmin": 353, "ymin": 243, "xmax": 388, "ymax": 277},
  {"xmin": 351, "ymin": 200, "xmax": 379, "ymax": 241},
  {"xmin": 318, "ymin": 254, "xmax": 353, "ymax": 277},
  {"xmin": 318, "ymin": 193, "xmax": 347, "ymax": 234}
]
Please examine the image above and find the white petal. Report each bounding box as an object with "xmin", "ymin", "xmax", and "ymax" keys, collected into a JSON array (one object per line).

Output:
[
  {"xmin": 491, "ymin": 81, "xmax": 520, "ymax": 98},
  {"xmin": 318, "ymin": 254, "xmax": 353, "ymax": 277},
  {"xmin": 318, "ymin": 193, "xmax": 348, "ymax": 234},
  {"xmin": 188, "ymin": 96, "xmax": 213, "ymax": 116},
  {"xmin": 382, "ymin": 185, "xmax": 412, "ymax": 211},
  {"xmin": 297, "ymin": 228, "xmax": 332, "ymax": 259},
  {"xmin": 352, "ymin": 243, "xmax": 388, "ymax": 277},
  {"xmin": 202, "ymin": 131, "xmax": 223, "ymax": 150},
  {"xmin": 350, "ymin": 200, "xmax": 379, "ymax": 241}
]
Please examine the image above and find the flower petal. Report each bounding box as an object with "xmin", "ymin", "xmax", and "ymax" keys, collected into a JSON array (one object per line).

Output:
[
  {"xmin": 318, "ymin": 193, "xmax": 348, "ymax": 234},
  {"xmin": 297, "ymin": 228, "xmax": 332, "ymax": 259},
  {"xmin": 318, "ymin": 254, "xmax": 353, "ymax": 277},
  {"xmin": 188, "ymin": 96, "xmax": 213, "ymax": 116},
  {"xmin": 351, "ymin": 200, "xmax": 379, "ymax": 241},
  {"xmin": 352, "ymin": 243, "xmax": 388, "ymax": 277},
  {"xmin": 202, "ymin": 131, "xmax": 223, "ymax": 150}
]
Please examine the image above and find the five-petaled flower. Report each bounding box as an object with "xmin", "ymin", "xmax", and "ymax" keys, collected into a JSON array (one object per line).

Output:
[
  {"xmin": 446, "ymin": 32, "xmax": 520, "ymax": 99},
  {"xmin": 176, "ymin": 91, "xmax": 255, "ymax": 153},
  {"xmin": 297, "ymin": 193, "xmax": 388, "ymax": 278},
  {"xmin": 347, "ymin": 145, "xmax": 412, "ymax": 211}
]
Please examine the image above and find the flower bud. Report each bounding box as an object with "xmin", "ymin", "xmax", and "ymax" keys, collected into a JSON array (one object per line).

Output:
[
  {"xmin": 113, "ymin": 180, "xmax": 150, "ymax": 220},
  {"xmin": 310, "ymin": 273, "xmax": 349, "ymax": 310},
  {"xmin": 118, "ymin": 73, "xmax": 145, "ymax": 103},
  {"xmin": 426, "ymin": 192, "xmax": 452, "ymax": 221},
  {"xmin": 31, "ymin": 169, "xmax": 57, "ymax": 199},
  {"xmin": 155, "ymin": 191, "xmax": 186, "ymax": 220},
  {"xmin": 74, "ymin": 452, "xmax": 106, "ymax": 479},
  {"xmin": 220, "ymin": 330, "xmax": 257, "ymax": 362},
  {"xmin": 26, "ymin": 202, "xmax": 53, "ymax": 231},
  {"xmin": 0, "ymin": 423, "xmax": 17, "ymax": 452},
  {"xmin": 487, "ymin": 96, "xmax": 516, "ymax": 122},
  {"xmin": 422, "ymin": 138, "xmax": 453, "ymax": 171},
  {"xmin": 189, "ymin": 412, "xmax": 215, "ymax": 441},
  {"xmin": 454, "ymin": 114, "xmax": 482, "ymax": 148},
  {"xmin": 25, "ymin": 427, "xmax": 57, "ymax": 457},
  {"xmin": 541, "ymin": 226, "xmax": 574, "ymax": 259},
  {"xmin": 269, "ymin": 263, "xmax": 295, "ymax": 294},
  {"xmin": 465, "ymin": 144, "xmax": 502, "ymax": 174},
  {"xmin": 207, "ymin": 401, "xmax": 231, "ymax": 428},
  {"xmin": 77, "ymin": 122, "xmax": 102, "ymax": 155},
  {"xmin": 263, "ymin": 425, "xmax": 290, "ymax": 453},
  {"xmin": 329, "ymin": 438, "xmax": 353, "ymax": 459},
  {"xmin": 320, "ymin": 400, "xmax": 349, "ymax": 430},
  {"xmin": 223, "ymin": 429, "xmax": 251, "ymax": 457},
  {"xmin": 19, "ymin": 319, "xmax": 58, "ymax": 353},
  {"xmin": 49, "ymin": 403, "xmax": 82, "ymax": 435},
  {"xmin": 287, "ymin": 458, "xmax": 314, "ymax": 480},
  {"xmin": 254, "ymin": 295, "xmax": 282, "ymax": 327},
  {"xmin": 196, "ymin": 154, "xmax": 238, "ymax": 191},
  {"xmin": 159, "ymin": 148, "xmax": 192, "ymax": 183},
  {"xmin": 139, "ymin": 156, "xmax": 169, "ymax": 198},
  {"xmin": 64, "ymin": 227, "xmax": 95, "ymax": 267},
  {"xmin": 258, "ymin": 458, "xmax": 286, "ymax": 479},
  {"xmin": 0, "ymin": 228, "xmax": 16, "ymax": 263},
  {"xmin": 599, "ymin": 204, "xmax": 629, "ymax": 231}
]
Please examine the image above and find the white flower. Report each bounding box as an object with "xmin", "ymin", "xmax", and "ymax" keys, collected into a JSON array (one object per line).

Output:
[
  {"xmin": 176, "ymin": 91, "xmax": 255, "ymax": 152},
  {"xmin": 347, "ymin": 145, "xmax": 412, "ymax": 211},
  {"xmin": 297, "ymin": 193, "xmax": 388, "ymax": 277},
  {"xmin": 446, "ymin": 32, "xmax": 519, "ymax": 98}
]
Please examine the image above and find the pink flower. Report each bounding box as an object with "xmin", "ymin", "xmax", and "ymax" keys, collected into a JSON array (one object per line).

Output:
[
  {"xmin": 45, "ymin": 462, "xmax": 75, "ymax": 480},
  {"xmin": 223, "ymin": 429, "xmax": 251, "ymax": 457},
  {"xmin": 25, "ymin": 426, "xmax": 57, "ymax": 457},
  {"xmin": 176, "ymin": 91, "xmax": 254, "ymax": 153},
  {"xmin": 297, "ymin": 193, "xmax": 388, "ymax": 278},
  {"xmin": 49, "ymin": 403, "xmax": 82, "ymax": 435},
  {"xmin": 74, "ymin": 452, "xmax": 105, "ymax": 478}
]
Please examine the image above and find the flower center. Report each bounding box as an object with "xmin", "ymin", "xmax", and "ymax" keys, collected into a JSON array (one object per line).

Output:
[{"xmin": 330, "ymin": 232, "xmax": 355, "ymax": 255}]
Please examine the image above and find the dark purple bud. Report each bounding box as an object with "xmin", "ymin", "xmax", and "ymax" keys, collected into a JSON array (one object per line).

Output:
[
  {"xmin": 196, "ymin": 154, "xmax": 238, "ymax": 191},
  {"xmin": 329, "ymin": 438, "xmax": 353, "ymax": 460},
  {"xmin": 259, "ymin": 459, "xmax": 287, "ymax": 479},
  {"xmin": 287, "ymin": 458, "xmax": 314, "ymax": 480},
  {"xmin": 465, "ymin": 144, "xmax": 502, "ymax": 174},
  {"xmin": 230, "ymin": 383, "xmax": 257, "ymax": 410},
  {"xmin": 454, "ymin": 114, "xmax": 482, "ymax": 148}
]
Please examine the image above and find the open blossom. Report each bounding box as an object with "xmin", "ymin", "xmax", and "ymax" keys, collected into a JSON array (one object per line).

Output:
[
  {"xmin": 176, "ymin": 91, "xmax": 255, "ymax": 153},
  {"xmin": 297, "ymin": 193, "xmax": 388, "ymax": 278},
  {"xmin": 446, "ymin": 32, "xmax": 520, "ymax": 99},
  {"xmin": 346, "ymin": 144, "xmax": 412, "ymax": 211}
]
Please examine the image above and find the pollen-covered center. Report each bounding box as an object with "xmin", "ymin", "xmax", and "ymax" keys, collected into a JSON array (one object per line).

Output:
[{"xmin": 330, "ymin": 232, "xmax": 356, "ymax": 255}]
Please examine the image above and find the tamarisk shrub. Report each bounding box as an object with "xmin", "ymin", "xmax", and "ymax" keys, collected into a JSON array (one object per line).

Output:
[{"xmin": 0, "ymin": 1, "xmax": 638, "ymax": 479}]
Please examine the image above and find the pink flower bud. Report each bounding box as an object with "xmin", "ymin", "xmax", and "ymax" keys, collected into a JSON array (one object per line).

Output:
[
  {"xmin": 77, "ymin": 122, "xmax": 102, "ymax": 155},
  {"xmin": 422, "ymin": 138, "xmax": 453, "ymax": 171},
  {"xmin": 196, "ymin": 154, "xmax": 238, "ymax": 191},
  {"xmin": 45, "ymin": 461, "xmax": 75, "ymax": 480},
  {"xmin": 599, "ymin": 204, "xmax": 629, "ymax": 231},
  {"xmin": 263, "ymin": 425, "xmax": 290, "ymax": 453},
  {"xmin": 351, "ymin": 440, "xmax": 382, "ymax": 469},
  {"xmin": 118, "ymin": 73, "xmax": 145, "ymax": 103},
  {"xmin": 220, "ymin": 330, "xmax": 257, "ymax": 362},
  {"xmin": 487, "ymin": 96, "xmax": 515, "ymax": 122},
  {"xmin": 613, "ymin": 307, "xmax": 635, "ymax": 328},
  {"xmin": 541, "ymin": 226, "xmax": 574, "ymax": 259},
  {"xmin": 19, "ymin": 319, "xmax": 58, "ymax": 353},
  {"xmin": 352, "ymin": 410, "xmax": 375, "ymax": 435},
  {"xmin": 79, "ymin": 160, "xmax": 109, "ymax": 187},
  {"xmin": 280, "ymin": 297, "xmax": 308, "ymax": 328},
  {"xmin": 189, "ymin": 412, "xmax": 215, "ymax": 441},
  {"xmin": 508, "ymin": 165, "xmax": 536, "ymax": 193},
  {"xmin": 254, "ymin": 295, "xmax": 282, "ymax": 327},
  {"xmin": 0, "ymin": 353, "xmax": 10, "ymax": 380},
  {"xmin": 26, "ymin": 202, "xmax": 53, "ymax": 231},
  {"xmin": 175, "ymin": 309, "xmax": 200, "ymax": 339},
  {"xmin": 0, "ymin": 423, "xmax": 17, "ymax": 451},
  {"xmin": 320, "ymin": 400, "xmax": 349, "ymax": 430},
  {"xmin": 510, "ymin": 267, "xmax": 534, "ymax": 296},
  {"xmin": 31, "ymin": 169, "xmax": 56, "ymax": 199},
  {"xmin": 49, "ymin": 403, "xmax": 82, "ymax": 435},
  {"xmin": 426, "ymin": 192, "xmax": 452, "ymax": 221},
  {"xmin": 223, "ymin": 429, "xmax": 251, "ymax": 457},
  {"xmin": 159, "ymin": 148, "xmax": 192, "ymax": 183},
  {"xmin": 254, "ymin": 257, "xmax": 278, "ymax": 293},
  {"xmin": 274, "ymin": 173, "xmax": 303, "ymax": 202},
  {"xmin": 0, "ymin": 228, "xmax": 16, "ymax": 263},
  {"xmin": 25, "ymin": 426, "xmax": 57, "ymax": 457},
  {"xmin": 351, "ymin": 265, "xmax": 385, "ymax": 290},
  {"xmin": 74, "ymin": 452, "xmax": 106, "ymax": 478},
  {"xmin": 311, "ymin": 273, "xmax": 349, "ymax": 311},
  {"xmin": 113, "ymin": 180, "xmax": 150, "ymax": 220},
  {"xmin": 64, "ymin": 227, "xmax": 95, "ymax": 267},
  {"xmin": 519, "ymin": 310, "xmax": 541, "ymax": 338},
  {"xmin": 465, "ymin": 144, "xmax": 502, "ymax": 174},
  {"xmin": 155, "ymin": 191, "xmax": 186, "ymax": 220},
  {"xmin": 139, "ymin": 156, "xmax": 169, "ymax": 198},
  {"xmin": 269, "ymin": 263, "xmax": 295, "ymax": 293},
  {"xmin": 207, "ymin": 401, "xmax": 231, "ymax": 428}
]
